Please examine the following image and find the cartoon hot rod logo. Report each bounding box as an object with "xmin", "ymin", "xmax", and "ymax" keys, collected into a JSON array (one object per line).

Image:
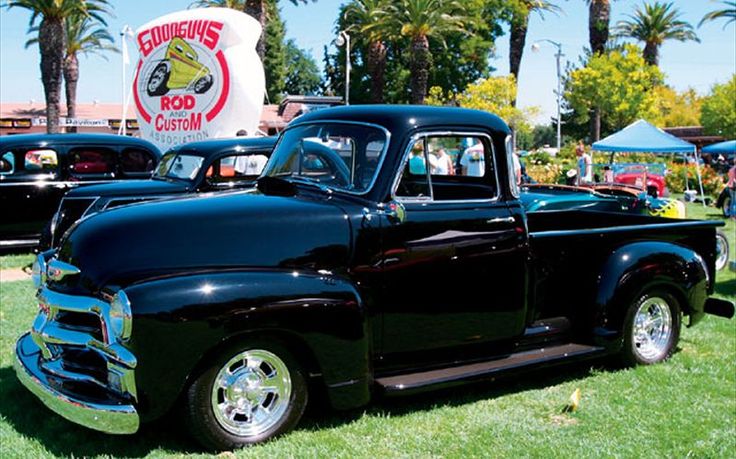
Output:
[
  {"xmin": 146, "ymin": 37, "xmax": 214, "ymax": 96},
  {"xmin": 134, "ymin": 19, "xmax": 230, "ymax": 147}
]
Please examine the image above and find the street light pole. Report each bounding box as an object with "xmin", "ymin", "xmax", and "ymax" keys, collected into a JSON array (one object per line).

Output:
[
  {"xmin": 120, "ymin": 25, "xmax": 133, "ymax": 136},
  {"xmin": 336, "ymin": 30, "xmax": 350, "ymax": 105},
  {"xmin": 532, "ymin": 39, "xmax": 564, "ymax": 154}
]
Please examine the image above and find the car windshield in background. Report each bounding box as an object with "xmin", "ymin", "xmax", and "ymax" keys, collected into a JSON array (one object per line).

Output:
[
  {"xmin": 154, "ymin": 153, "xmax": 204, "ymax": 180},
  {"xmin": 262, "ymin": 122, "xmax": 387, "ymax": 193}
]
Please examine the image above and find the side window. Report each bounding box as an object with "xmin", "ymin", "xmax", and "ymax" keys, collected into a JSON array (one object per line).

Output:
[
  {"xmin": 0, "ymin": 152, "xmax": 15, "ymax": 174},
  {"xmin": 395, "ymin": 134, "xmax": 497, "ymax": 202},
  {"xmin": 68, "ymin": 147, "xmax": 116, "ymax": 176},
  {"xmin": 121, "ymin": 148, "xmax": 155, "ymax": 173},
  {"xmin": 395, "ymin": 138, "xmax": 431, "ymax": 200},
  {"xmin": 24, "ymin": 149, "xmax": 58, "ymax": 172},
  {"xmin": 233, "ymin": 153, "xmax": 269, "ymax": 177}
]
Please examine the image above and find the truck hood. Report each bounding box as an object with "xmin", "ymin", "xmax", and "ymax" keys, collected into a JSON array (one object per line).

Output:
[
  {"xmin": 55, "ymin": 190, "xmax": 351, "ymax": 291},
  {"xmin": 66, "ymin": 179, "xmax": 190, "ymax": 198}
]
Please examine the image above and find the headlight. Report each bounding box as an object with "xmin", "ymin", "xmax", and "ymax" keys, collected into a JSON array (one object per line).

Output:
[
  {"xmin": 31, "ymin": 254, "xmax": 46, "ymax": 289},
  {"xmin": 109, "ymin": 290, "xmax": 132, "ymax": 341}
]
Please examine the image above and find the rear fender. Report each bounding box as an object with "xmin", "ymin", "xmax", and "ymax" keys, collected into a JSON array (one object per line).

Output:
[
  {"xmin": 592, "ymin": 241, "xmax": 709, "ymax": 349},
  {"xmin": 124, "ymin": 269, "xmax": 370, "ymax": 421}
]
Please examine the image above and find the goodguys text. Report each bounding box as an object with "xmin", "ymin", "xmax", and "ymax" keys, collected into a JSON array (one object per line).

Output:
[{"xmin": 138, "ymin": 20, "xmax": 223, "ymax": 57}]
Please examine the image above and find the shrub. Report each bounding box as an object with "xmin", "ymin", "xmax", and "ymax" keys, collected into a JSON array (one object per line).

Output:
[
  {"xmin": 527, "ymin": 164, "xmax": 566, "ymax": 184},
  {"xmin": 665, "ymin": 164, "xmax": 725, "ymax": 197}
]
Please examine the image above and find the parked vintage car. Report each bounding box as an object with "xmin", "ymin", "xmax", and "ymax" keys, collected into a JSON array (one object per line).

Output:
[
  {"xmin": 45, "ymin": 136, "xmax": 276, "ymax": 248},
  {"xmin": 0, "ymin": 133, "xmax": 160, "ymax": 249},
  {"xmin": 715, "ymin": 186, "xmax": 732, "ymax": 218},
  {"xmin": 15, "ymin": 106, "xmax": 734, "ymax": 450},
  {"xmin": 611, "ymin": 163, "xmax": 668, "ymax": 197}
]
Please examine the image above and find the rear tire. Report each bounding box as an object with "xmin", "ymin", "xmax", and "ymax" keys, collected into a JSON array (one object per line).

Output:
[
  {"xmin": 621, "ymin": 289, "xmax": 681, "ymax": 366},
  {"xmin": 185, "ymin": 340, "xmax": 308, "ymax": 451}
]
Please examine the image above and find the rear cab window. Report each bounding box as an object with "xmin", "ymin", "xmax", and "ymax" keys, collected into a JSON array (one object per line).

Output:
[
  {"xmin": 68, "ymin": 147, "xmax": 117, "ymax": 180},
  {"xmin": 120, "ymin": 148, "xmax": 156, "ymax": 176},
  {"xmin": 395, "ymin": 134, "xmax": 498, "ymax": 202}
]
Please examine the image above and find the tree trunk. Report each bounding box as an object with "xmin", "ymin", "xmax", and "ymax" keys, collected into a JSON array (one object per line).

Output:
[
  {"xmin": 588, "ymin": 0, "xmax": 611, "ymax": 55},
  {"xmin": 63, "ymin": 53, "xmax": 79, "ymax": 133},
  {"xmin": 643, "ymin": 41, "xmax": 659, "ymax": 66},
  {"xmin": 367, "ymin": 40, "xmax": 387, "ymax": 103},
  {"xmin": 509, "ymin": 15, "xmax": 528, "ymax": 106},
  {"xmin": 590, "ymin": 108, "xmax": 601, "ymax": 141},
  {"xmin": 39, "ymin": 17, "xmax": 65, "ymax": 134},
  {"xmin": 410, "ymin": 35, "xmax": 431, "ymax": 105},
  {"xmin": 245, "ymin": 0, "xmax": 267, "ymax": 62}
]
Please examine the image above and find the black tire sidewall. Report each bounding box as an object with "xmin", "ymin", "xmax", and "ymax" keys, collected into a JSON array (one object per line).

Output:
[
  {"xmin": 185, "ymin": 339, "xmax": 308, "ymax": 451},
  {"xmin": 621, "ymin": 289, "xmax": 681, "ymax": 366},
  {"xmin": 147, "ymin": 63, "xmax": 170, "ymax": 97}
]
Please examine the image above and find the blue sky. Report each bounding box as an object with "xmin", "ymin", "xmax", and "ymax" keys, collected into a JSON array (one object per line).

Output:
[{"xmin": 1, "ymin": 0, "xmax": 734, "ymax": 124}]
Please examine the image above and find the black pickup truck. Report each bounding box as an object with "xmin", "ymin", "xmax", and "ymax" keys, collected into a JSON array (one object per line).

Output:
[{"xmin": 15, "ymin": 106, "xmax": 734, "ymax": 450}]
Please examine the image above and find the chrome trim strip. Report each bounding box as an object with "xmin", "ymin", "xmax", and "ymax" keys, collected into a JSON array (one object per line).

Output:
[
  {"xmin": 14, "ymin": 333, "xmax": 139, "ymax": 435},
  {"xmin": 270, "ymin": 119, "xmax": 392, "ymax": 196},
  {"xmin": 0, "ymin": 239, "xmax": 39, "ymax": 246},
  {"xmin": 390, "ymin": 131, "xmax": 501, "ymax": 204}
]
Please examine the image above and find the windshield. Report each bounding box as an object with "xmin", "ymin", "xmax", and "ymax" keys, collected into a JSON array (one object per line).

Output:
[
  {"xmin": 262, "ymin": 122, "xmax": 387, "ymax": 193},
  {"xmin": 154, "ymin": 153, "xmax": 204, "ymax": 181}
]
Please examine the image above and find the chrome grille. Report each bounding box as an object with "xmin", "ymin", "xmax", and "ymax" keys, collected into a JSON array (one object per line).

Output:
[
  {"xmin": 31, "ymin": 267, "xmax": 137, "ymax": 402},
  {"xmin": 52, "ymin": 197, "xmax": 97, "ymax": 247}
]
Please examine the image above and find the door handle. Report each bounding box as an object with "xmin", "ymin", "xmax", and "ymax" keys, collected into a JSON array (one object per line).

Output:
[{"xmin": 486, "ymin": 216, "xmax": 515, "ymax": 225}]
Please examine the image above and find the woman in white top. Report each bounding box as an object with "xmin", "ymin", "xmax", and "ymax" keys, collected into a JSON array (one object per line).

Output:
[{"xmin": 432, "ymin": 148, "xmax": 455, "ymax": 175}]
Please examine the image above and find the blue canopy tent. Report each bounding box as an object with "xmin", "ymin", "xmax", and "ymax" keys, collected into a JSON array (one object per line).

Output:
[
  {"xmin": 703, "ymin": 140, "xmax": 736, "ymax": 156},
  {"xmin": 592, "ymin": 119, "xmax": 705, "ymax": 204}
]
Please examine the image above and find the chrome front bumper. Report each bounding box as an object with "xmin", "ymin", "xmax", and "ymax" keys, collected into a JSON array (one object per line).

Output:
[{"xmin": 14, "ymin": 332, "xmax": 139, "ymax": 434}]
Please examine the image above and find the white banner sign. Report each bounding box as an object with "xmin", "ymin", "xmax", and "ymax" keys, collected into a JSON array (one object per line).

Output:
[
  {"xmin": 133, "ymin": 8, "xmax": 265, "ymax": 151},
  {"xmin": 32, "ymin": 117, "xmax": 110, "ymax": 128}
]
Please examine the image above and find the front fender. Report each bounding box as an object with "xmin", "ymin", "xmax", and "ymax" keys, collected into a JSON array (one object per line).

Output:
[
  {"xmin": 593, "ymin": 241, "xmax": 709, "ymax": 348},
  {"xmin": 124, "ymin": 269, "xmax": 370, "ymax": 421}
]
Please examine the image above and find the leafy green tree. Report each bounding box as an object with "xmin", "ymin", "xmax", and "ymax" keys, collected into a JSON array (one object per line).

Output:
[
  {"xmin": 564, "ymin": 44, "xmax": 664, "ymax": 138},
  {"xmin": 614, "ymin": 1, "xmax": 699, "ymax": 67},
  {"xmin": 283, "ymin": 40, "xmax": 321, "ymax": 95},
  {"xmin": 700, "ymin": 75, "xmax": 736, "ymax": 137},
  {"xmin": 5, "ymin": 0, "xmax": 111, "ymax": 133},
  {"xmin": 506, "ymin": 0, "xmax": 560, "ymax": 95},
  {"xmin": 426, "ymin": 76, "xmax": 539, "ymax": 140},
  {"xmin": 532, "ymin": 123, "xmax": 557, "ymax": 148},
  {"xmin": 263, "ymin": 1, "xmax": 286, "ymax": 102},
  {"xmin": 699, "ymin": 1, "xmax": 735, "ymax": 28},
  {"xmin": 649, "ymin": 86, "xmax": 702, "ymax": 127}
]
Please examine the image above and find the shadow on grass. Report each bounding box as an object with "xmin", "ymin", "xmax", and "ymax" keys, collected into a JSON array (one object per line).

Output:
[
  {"xmin": 0, "ymin": 366, "xmax": 199, "ymax": 456},
  {"xmin": 0, "ymin": 355, "xmax": 620, "ymax": 455},
  {"xmin": 714, "ymin": 278, "xmax": 736, "ymax": 299}
]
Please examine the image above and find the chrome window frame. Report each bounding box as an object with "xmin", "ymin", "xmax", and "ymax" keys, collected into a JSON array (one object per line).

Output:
[
  {"xmin": 267, "ymin": 120, "xmax": 392, "ymax": 196},
  {"xmin": 506, "ymin": 135, "xmax": 520, "ymax": 198},
  {"xmin": 391, "ymin": 131, "xmax": 500, "ymax": 204}
]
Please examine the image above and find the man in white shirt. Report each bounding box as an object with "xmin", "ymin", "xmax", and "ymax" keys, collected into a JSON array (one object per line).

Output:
[
  {"xmin": 234, "ymin": 154, "xmax": 268, "ymax": 176},
  {"xmin": 459, "ymin": 144, "xmax": 485, "ymax": 177}
]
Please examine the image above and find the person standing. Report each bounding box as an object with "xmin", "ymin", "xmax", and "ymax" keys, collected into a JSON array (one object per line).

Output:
[
  {"xmin": 576, "ymin": 140, "xmax": 592, "ymax": 184},
  {"xmin": 432, "ymin": 148, "xmax": 454, "ymax": 175},
  {"xmin": 728, "ymin": 164, "xmax": 736, "ymax": 219}
]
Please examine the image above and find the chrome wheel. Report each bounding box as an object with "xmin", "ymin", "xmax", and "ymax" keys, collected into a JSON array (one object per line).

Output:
[
  {"xmin": 715, "ymin": 232, "xmax": 729, "ymax": 271},
  {"xmin": 210, "ymin": 349, "xmax": 292, "ymax": 437},
  {"xmin": 632, "ymin": 296, "xmax": 673, "ymax": 361}
]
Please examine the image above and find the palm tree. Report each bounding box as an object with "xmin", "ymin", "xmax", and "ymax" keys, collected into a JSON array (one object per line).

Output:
[
  {"xmin": 390, "ymin": 0, "xmax": 469, "ymax": 104},
  {"xmin": 26, "ymin": 13, "xmax": 117, "ymax": 130},
  {"xmin": 587, "ymin": 0, "xmax": 614, "ymax": 54},
  {"xmin": 5, "ymin": 0, "xmax": 111, "ymax": 133},
  {"xmin": 343, "ymin": 0, "xmax": 392, "ymax": 103},
  {"xmin": 508, "ymin": 0, "xmax": 560, "ymax": 97},
  {"xmin": 614, "ymin": 1, "xmax": 699, "ymax": 67},
  {"xmin": 699, "ymin": 1, "xmax": 736, "ymax": 28}
]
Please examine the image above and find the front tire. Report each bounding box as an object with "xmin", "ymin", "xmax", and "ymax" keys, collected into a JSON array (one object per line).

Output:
[
  {"xmin": 185, "ymin": 340, "xmax": 308, "ymax": 451},
  {"xmin": 621, "ymin": 290, "xmax": 681, "ymax": 366}
]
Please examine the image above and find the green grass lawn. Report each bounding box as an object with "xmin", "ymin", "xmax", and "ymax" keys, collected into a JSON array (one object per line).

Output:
[{"xmin": 0, "ymin": 202, "xmax": 734, "ymax": 458}]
